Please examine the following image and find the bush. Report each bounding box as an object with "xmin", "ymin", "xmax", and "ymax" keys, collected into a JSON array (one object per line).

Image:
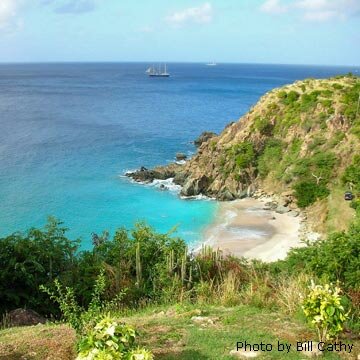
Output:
[
  {"xmin": 76, "ymin": 315, "xmax": 153, "ymax": 360},
  {"xmin": 293, "ymin": 181, "xmax": 330, "ymax": 208},
  {"xmin": 300, "ymin": 91, "xmax": 321, "ymax": 112},
  {"xmin": 341, "ymin": 80, "xmax": 360, "ymax": 121},
  {"xmin": 342, "ymin": 155, "xmax": 360, "ymax": 191},
  {"xmin": 0, "ymin": 217, "xmax": 79, "ymax": 316},
  {"xmin": 302, "ymin": 283, "xmax": 349, "ymax": 342},
  {"xmin": 40, "ymin": 270, "xmax": 124, "ymax": 334},
  {"xmin": 284, "ymin": 223, "xmax": 360, "ymax": 289},
  {"xmin": 228, "ymin": 142, "xmax": 256, "ymax": 169},
  {"xmin": 257, "ymin": 139, "xmax": 283, "ymax": 177},
  {"xmin": 278, "ymin": 90, "xmax": 300, "ymax": 106},
  {"xmin": 254, "ymin": 116, "xmax": 273, "ymax": 135}
]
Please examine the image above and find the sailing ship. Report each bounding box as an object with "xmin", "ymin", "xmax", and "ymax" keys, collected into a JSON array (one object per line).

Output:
[
  {"xmin": 146, "ymin": 64, "xmax": 170, "ymax": 77},
  {"xmin": 206, "ymin": 61, "xmax": 217, "ymax": 66}
]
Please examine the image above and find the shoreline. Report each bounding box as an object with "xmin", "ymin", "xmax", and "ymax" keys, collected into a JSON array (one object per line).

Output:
[
  {"xmin": 199, "ymin": 197, "xmax": 318, "ymax": 262},
  {"xmin": 124, "ymin": 171, "xmax": 320, "ymax": 262}
]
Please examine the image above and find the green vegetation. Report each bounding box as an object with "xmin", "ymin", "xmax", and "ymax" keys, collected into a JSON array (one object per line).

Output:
[
  {"xmin": 227, "ymin": 141, "xmax": 256, "ymax": 169},
  {"xmin": 302, "ymin": 284, "xmax": 349, "ymax": 343},
  {"xmin": 254, "ymin": 116, "xmax": 273, "ymax": 135},
  {"xmin": 257, "ymin": 139, "xmax": 283, "ymax": 177},
  {"xmin": 342, "ymin": 155, "xmax": 360, "ymax": 192},
  {"xmin": 1, "ymin": 75, "xmax": 360, "ymax": 359},
  {"xmin": 341, "ymin": 80, "xmax": 360, "ymax": 121},
  {"xmin": 76, "ymin": 316, "xmax": 153, "ymax": 360},
  {"xmin": 293, "ymin": 180, "xmax": 330, "ymax": 208}
]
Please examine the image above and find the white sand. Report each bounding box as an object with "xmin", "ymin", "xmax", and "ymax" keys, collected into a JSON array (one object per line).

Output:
[{"xmin": 201, "ymin": 198, "xmax": 303, "ymax": 262}]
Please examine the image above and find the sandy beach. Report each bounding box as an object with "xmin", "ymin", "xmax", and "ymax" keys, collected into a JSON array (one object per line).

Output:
[{"xmin": 202, "ymin": 198, "xmax": 303, "ymax": 262}]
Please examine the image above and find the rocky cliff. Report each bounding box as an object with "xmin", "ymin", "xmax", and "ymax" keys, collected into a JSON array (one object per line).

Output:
[{"xmin": 128, "ymin": 74, "xmax": 360, "ymax": 232}]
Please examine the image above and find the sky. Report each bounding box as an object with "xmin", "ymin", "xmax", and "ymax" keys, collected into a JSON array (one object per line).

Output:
[{"xmin": 0, "ymin": 0, "xmax": 359, "ymax": 65}]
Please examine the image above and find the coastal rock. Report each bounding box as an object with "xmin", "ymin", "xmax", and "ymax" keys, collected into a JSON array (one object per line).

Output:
[
  {"xmin": 8, "ymin": 309, "xmax": 46, "ymax": 327},
  {"xmin": 238, "ymin": 190, "xmax": 248, "ymax": 199},
  {"xmin": 126, "ymin": 168, "xmax": 161, "ymax": 183},
  {"xmin": 126, "ymin": 163, "xmax": 182, "ymax": 183},
  {"xmin": 176, "ymin": 152, "xmax": 187, "ymax": 161},
  {"xmin": 263, "ymin": 201, "xmax": 278, "ymax": 210},
  {"xmin": 275, "ymin": 205, "xmax": 291, "ymax": 214},
  {"xmin": 288, "ymin": 210, "xmax": 300, "ymax": 217},
  {"xmin": 173, "ymin": 171, "xmax": 188, "ymax": 186},
  {"xmin": 219, "ymin": 189, "xmax": 236, "ymax": 201},
  {"xmin": 180, "ymin": 175, "xmax": 210, "ymax": 197},
  {"xmin": 194, "ymin": 131, "xmax": 217, "ymax": 147},
  {"xmin": 181, "ymin": 178, "xmax": 197, "ymax": 196}
]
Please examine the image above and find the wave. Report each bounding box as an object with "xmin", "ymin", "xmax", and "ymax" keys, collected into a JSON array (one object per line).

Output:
[{"xmin": 149, "ymin": 178, "xmax": 182, "ymax": 193}]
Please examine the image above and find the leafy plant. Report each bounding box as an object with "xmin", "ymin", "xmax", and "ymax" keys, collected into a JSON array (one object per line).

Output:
[
  {"xmin": 40, "ymin": 270, "xmax": 124, "ymax": 333},
  {"xmin": 342, "ymin": 155, "xmax": 360, "ymax": 192},
  {"xmin": 254, "ymin": 116, "xmax": 273, "ymax": 135},
  {"xmin": 302, "ymin": 282, "xmax": 349, "ymax": 342},
  {"xmin": 76, "ymin": 315, "xmax": 153, "ymax": 360},
  {"xmin": 227, "ymin": 142, "xmax": 256, "ymax": 169},
  {"xmin": 0, "ymin": 217, "xmax": 79, "ymax": 316},
  {"xmin": 293, "ymin": 180, "xmax": 330, "ymax": 208},
  {"xmin": 257, "ymin": 139, "xmax": 283, "ymax": 177}
]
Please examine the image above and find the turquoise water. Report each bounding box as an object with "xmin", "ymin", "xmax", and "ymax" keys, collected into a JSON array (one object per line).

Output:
[{"xmin": 0, "ymin": 63, "xmax": 357, "ymax": 248}]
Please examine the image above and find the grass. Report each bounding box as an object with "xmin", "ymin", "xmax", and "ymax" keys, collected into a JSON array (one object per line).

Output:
[
  {"xmin": 2, "ymin": 304, "xmax": 357, "ymax": 359},
  {"xmin": 0, "ymin": 324, "xmax": 76, "ymax": 360},
  {"xmin": 326, "ymin": 187, "xmax": 356, "ymax": 233}
]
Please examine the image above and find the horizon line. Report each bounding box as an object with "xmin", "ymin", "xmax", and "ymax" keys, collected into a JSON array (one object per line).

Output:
[{"xmin": 0, "ymin": 60, "xmax": 359, "ymax": 68}]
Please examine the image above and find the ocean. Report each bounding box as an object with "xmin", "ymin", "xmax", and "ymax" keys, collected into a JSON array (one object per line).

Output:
[{"xmin": 0, "ymin": 62, "xmax": 357, "ymax": 248}]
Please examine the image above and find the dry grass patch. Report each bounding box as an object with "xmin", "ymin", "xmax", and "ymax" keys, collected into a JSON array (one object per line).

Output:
[{"xmin": 0, "ymin": 324, "xmax": 76, "ymax": 360}]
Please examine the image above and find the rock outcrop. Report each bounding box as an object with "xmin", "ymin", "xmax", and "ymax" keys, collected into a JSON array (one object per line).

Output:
[
  {"xmin": 8, "ymin": 308, "xmax": 46, "ymax": 327},
  {"xmin": 194, "ymin": 131, "xmax": 217, "ymax": 147}
]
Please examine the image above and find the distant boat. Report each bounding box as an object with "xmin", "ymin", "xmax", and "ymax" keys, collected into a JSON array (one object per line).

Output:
[
  {"xmin": 146, "ymin": 64, "xmax": 170, "ymax": 77},
  {"xmin": 206, "ymin": 61, "xmax": 217, "ymax": 66}
]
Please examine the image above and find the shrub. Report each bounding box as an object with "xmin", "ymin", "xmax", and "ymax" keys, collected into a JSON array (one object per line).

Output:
[
  {"xmin": 293, "ymin": 181, "xmax": 330, "ymax": 208},
  {"xmin": 228, "ymin": 142, "xmax": 256, "ymax": 169},
  {"xmin": 302, "ymin": 283, "xmax": 349, "ymax": 342},
  {"xmin": 254, "ymin": 116, "xmax": 273, "ymax": 135},
  {"xmin": 76, "ymin": 315, "xmax": 153, "ymax": 360},
  {"xmin": 292, "ymin": 152, "xmax": 336, "ymax": 184},
  {"xmin": 300, "ymin": 91, "xmax": 321, "ymax": 112},
  {"xmin": 257, "ymin": 139, "xmax": 283, "ymax": 177},
  {"xmin": 332, "ymin": 83, "xmax": 343, "ymax": 90},
  {"xmin": 40, "ymin": 270, "xmax": 124, "ymax": 334},
  {"xmin": 0, "ymin": 217, "xmax": 79, "ymax": 316},
  {"xmin": 285, "ymin": 223, "xmax": 360, "ymax": 289},
  {"xmin": 341, "ymin": 80, "xmax": 360, "ymax": 121},
  {"xmin": 342, "ymin": 155, "xmax": 360, "ymax": 191},
  {"xmin": 308, "ymin": 136, "xmax": 326, "ymax": 151},
  {"xmin": 327, "ymin": 131, "xmax": 345, "ymax": 148}
]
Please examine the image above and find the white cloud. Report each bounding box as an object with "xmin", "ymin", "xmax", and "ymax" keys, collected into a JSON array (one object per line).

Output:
[
  {"xmin": 296, "ymin": 0, "xmax": 360, "ymax": 21},
  {"xmin": 260, "ymin": 0, "xmax": 360, "ymax": 21},
  {"xmin": 260, "ymin": 0, "xmax": 288, "ymax": 14},
  {"xmin": 166, "ymin": 3, "xmax": 213, "ymax": 26},
  {"xmin": 302, "ymin": 10, "xmax": 338, "ymax": 21},
  {"xmin": 0, "ymin": 0, "xmax": 19, "ymax": 31}
]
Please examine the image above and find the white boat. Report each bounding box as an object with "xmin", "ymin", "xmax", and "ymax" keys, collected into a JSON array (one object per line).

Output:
[
  {"xmin": 146, "ymin": 64, "xmax": 170, "ymax": 77},
  {"xmin": 206, "ymin": 61, "xmax": 217, "ymax": 66}
]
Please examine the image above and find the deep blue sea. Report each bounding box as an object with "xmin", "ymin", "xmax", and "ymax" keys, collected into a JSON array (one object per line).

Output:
[{"xmin": 0, "ymin": 63, "xmax": 358, "ymax": 248}]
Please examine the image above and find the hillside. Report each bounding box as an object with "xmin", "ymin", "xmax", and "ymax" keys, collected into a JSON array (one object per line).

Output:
[
  {"xmin": 1, "ymin": 304, "xmax": 358, "ymax": 359},
  {"xmin": 129, "ymin": 75, "xmax": 360, "ymax": 233}
]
